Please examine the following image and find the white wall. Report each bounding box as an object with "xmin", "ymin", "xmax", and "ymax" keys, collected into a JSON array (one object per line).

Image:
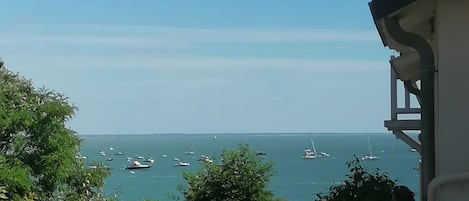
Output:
[{"xmin": 435, "ymin": 0, "xmax": 469, "ymax": 200}]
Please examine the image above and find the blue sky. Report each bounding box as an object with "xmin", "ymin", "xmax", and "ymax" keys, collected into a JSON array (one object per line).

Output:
[{"xmin": 0, "ymin": 1, "xmax": 392, "ymax": 134}]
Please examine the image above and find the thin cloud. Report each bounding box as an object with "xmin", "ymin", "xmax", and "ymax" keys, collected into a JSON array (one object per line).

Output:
[
  {"xmin": 0, "ymin": 24, "xmax": 380, "ymax": 48},
  {"xmin": 8, "ymin": 54, "xmax": 388, "ymax": 73}
]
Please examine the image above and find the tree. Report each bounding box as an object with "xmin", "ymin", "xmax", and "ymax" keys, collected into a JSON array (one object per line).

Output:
[
  {"xmin": 0, "ymin": 186, "xmax": 8, "ymax": 200},
  {"xmin": 0, "ymin": 65, "xmax": 111, "ymax": 200},
  {"xmin": 178, "ymin": 144, "xmax": 283, "ymax": 201},
  {"xmin": 315, "ymin": 156, "xmax": 396, "ymax": 201}
]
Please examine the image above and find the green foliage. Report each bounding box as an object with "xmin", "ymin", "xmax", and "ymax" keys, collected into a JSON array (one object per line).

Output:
[
  {"xmin": 178, "ymin": 144, "xmax": 283, "ymax": 201},
  {"xmin": 0, "ymin": 186, "xmax": 8, "ymax": 200},
  {"xmin": 315, "ymin": 156, "xmax": 396, "ymax": 201},
  {"xmin": 0, "ymin": 66, "xmax": 111, "ymax": 200}
]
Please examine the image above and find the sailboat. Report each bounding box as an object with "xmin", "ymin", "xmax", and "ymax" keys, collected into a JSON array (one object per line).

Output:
[
  {"xmin": 362, "ymin": 137, "xmax": 379, "ymax": 160},
  {"xmin": 312, "ymin": 137, "xmax": 330, "ymax": 158},
  {"xmin": 302, "ymin": 137, "xmax": 330, "ymax": 159},
  {"xmin": 184, "ymin": 139, "xmax": 195, "ymax": 155}
]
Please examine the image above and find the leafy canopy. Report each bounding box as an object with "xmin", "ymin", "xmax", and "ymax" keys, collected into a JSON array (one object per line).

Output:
[
  {"xmin": 0, "ymin": 65, "xmax": 111, "ymax": 200},
  {"xmin": 179, "ymin": 144, "xmax": 283, "ymax": 201},
  {"xmin": 315, "ymin": 156, "xmax": 397, "ymax": 201}
]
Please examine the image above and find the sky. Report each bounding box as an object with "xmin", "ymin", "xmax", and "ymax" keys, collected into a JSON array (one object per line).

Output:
[{"xmin": 0, "ymin": 1, "xmax": 393, "ymax": 134}]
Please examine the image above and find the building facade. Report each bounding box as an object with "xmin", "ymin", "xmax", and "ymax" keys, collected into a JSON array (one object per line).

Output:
[{"xmin": 369, "ymin": 0, "xmax": 469, "ymax": 201}]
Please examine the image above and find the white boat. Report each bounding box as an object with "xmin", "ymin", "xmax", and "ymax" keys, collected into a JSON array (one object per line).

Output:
[
  {"xmin": 115, "ymin": 152, "xmax": 124, "ymax": 155},
  {"xmin": 137, "ymin": 155, "xmax": 144, "ymax": 159},
  {"xmin": 361, "ymin": 154, "xmax": 379, "ymax": 160},
  {"xmin": 302, "ymin": 149, "xmax": 317, "ymax": 159},
  {"xmin": 302, "ymin": 137, "xmax": 329, "ymax": 159},
  {"xmin": 144, "ymin": 158, "xmax": 155, "ymax": 163},
  {"xmin": 99, "ymin": 150, "xmax": 106, "ymax": 156},
  {"xmin": 311, "ymin": 137, "xmax": 330, "ymax": 158},
  {"xmin": 126, "ymin": 161, "xmax": 151, "ymax": 169},
  {"xmin": 75, "ymin": 153, "xmax": 87, "ymax": 159},
  {"xmin": 318, "ymin": 152, "xmax": 330, "ymax": 157},
  {"xmin": 174, "ymin": 161, "xmax": 190, "ymax": 167},
  {"xmin": 173, "ymin": 157, "xmax": 179, "ymax": 161},
  {"xmin": 185, "ymin": 140, "xmax": 195, "ymax": 155},
  {"xmin": 362, "ymin": 137, "xmax": 379, "ymax": 160},
  {"xmin": 198, "ymin": 155, "xmax": 213, "ymax": 163},
  {"xmin": 161, "ymin": 154, "xmax": 168, "ymax": 158}
]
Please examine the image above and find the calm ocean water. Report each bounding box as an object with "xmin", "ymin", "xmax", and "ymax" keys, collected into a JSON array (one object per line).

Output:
[{"xmin": 79, "ymin": 133, "xmax": 420, "ymax": 201}]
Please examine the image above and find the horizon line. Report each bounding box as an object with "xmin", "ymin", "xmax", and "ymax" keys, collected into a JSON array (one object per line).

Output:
[{"xmin": 77, "ymin": 131, "xmax": 399, "ymax": 136}]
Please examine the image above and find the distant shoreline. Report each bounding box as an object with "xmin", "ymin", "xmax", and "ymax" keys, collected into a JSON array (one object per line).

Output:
[{"xmin": 77, "ymin": 131, "xmax": 411, "ymax": 137}]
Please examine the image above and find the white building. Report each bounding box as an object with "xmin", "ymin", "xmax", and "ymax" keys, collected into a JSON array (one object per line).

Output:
[{"xmin": 369, "ymin": 0, "xmax": 469, "ymax": 201}]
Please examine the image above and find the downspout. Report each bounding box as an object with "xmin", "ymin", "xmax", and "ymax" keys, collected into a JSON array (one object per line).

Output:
[{"xmin": 384, "ymin": 16, "xmax": 435, "ymax": 201}]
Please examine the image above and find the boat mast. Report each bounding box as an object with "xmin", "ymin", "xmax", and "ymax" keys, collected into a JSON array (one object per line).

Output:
[
  {"xmin": 368, "ymin": 137, "xmax": 373, "ymax": 156},
  {"xmin": 310, "ymin": 137, "xmax": 317, "ymax": 154}
]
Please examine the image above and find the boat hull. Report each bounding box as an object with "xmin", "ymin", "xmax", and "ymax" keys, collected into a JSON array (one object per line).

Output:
[{"xmin": 125, "ymin": 165, "xmax": 151, "ymax": 170}]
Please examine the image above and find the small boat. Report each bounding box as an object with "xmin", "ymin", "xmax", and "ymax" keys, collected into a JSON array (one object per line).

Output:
[
  {"xmin": 75, "ymin": 153, "xmax": 87, "ymax": 159},
  {"xmin": 137, "ymin": 155, "xmax": 144, "ymax": 159},
  {"xmin": 115, "ymin": 152, "xmax": 124, "ymax": 155},
  {"xmin": 410, "ymin": 148, "xmax": 417, "ymax": 152},
  {"xmin": 256, "ymin": 151, "xmax": 267, "ymax": 156},
  {"xmin": 361, "ymin": 154, "xmax": 379, "ymax": 160},
  {"xmin": 198, "ymin": 155, "xmax": 213, "ymax": 163},
  {"xmin": 174, "ymin": 161, "xmax": 190, "ymax": 167},
  {"xmin": 129, "ymin": 171, "xmax": 135, "ymax": 174},
  {"xmin": 99, "ymin": 150, "xmax": 106, "ymax": 156},
  {"xmin": 144, "ymin": 158, "xmax": 155, "ymax": 163},
  {"xmin": 302, "ymin": 149, "xmax": 317, "ymax": 159},
  {"xmin": 161, "ymin": 154, "xmax": 168, "ymax": 158},
  {"xmin": 318, "ymin": 152, "xmax": 330, "ymax": 158},
  {"xmin": 106, "ymin": 158, "xmax": 113, "ymax": 161},
  {"xmin": 109, "ymin": 147, "xmax": 114, "ymax": 151},
  {"xmin": 173, "ymin": 158, "xmax": 180, "ymax": 161},
  {"xmin": 126, "ymin": 161, "xmax": 151, "ymax": 169},
  {"xmin": 88, "ymin": 165, "xmax": 110, "ymax": 170},
  {"xmin": 185, "ymin": 140, "xmax": 195, "ymax": 155},
  {"xmin": 362, "ymin": 137, "xmax": 379, "ymax": 160}
]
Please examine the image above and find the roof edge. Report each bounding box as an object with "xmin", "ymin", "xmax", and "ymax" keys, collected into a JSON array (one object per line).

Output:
[{"xmin": 369, "ymin": 0, "xmax": 416, "ymax": 20}]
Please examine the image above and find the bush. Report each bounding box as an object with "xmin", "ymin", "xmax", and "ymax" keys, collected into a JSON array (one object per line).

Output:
[
  {"xmin": 315, "ymin": 156, "xmax": 396, "ymax": 201},
  {"xmin": 178, "ymin": 144, "xmax": 283, "ymax": 201}
]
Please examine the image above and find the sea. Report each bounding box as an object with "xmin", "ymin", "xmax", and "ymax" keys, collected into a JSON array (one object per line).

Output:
[{"xmin": 79, "ymin": 133, "xmax": 421, "ymax": 201}]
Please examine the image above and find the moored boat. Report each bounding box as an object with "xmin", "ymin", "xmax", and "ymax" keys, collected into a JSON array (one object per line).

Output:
[
  {"xmin": 126, "ymin": 161, "xmax": 151, "ymax": 169},
  {"xmin": 362, "ymin": 137, "xmax": 379, "ymax": 160},
  {"xmin": 198, "ymin": 155, "xmax": 213, "ymax": 163},
  {"xmin": 144, "ymin": 157, "xmax": 155, "ymax": 163},
  {"xmin": 174, "ymin": 161, "xmax": 190, "ymax": 167}
]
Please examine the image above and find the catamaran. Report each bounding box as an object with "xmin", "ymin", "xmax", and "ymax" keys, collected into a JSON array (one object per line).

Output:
[{"xmin": 302, "ymin": 137, "xmax": 330, "ymax": 159}]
